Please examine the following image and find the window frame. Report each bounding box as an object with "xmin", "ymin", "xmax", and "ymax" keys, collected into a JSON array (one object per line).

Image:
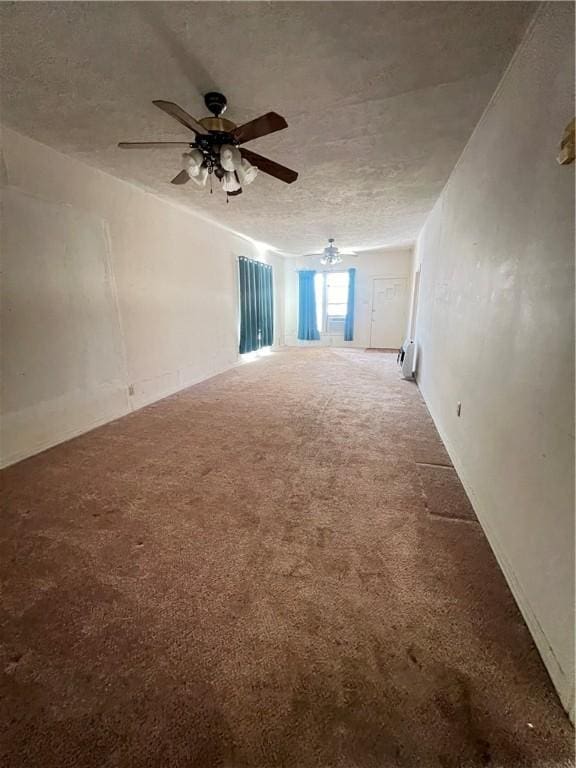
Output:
[{"xmin": 314, "ymin": 270, "xmax": 349, "ymax": 334}]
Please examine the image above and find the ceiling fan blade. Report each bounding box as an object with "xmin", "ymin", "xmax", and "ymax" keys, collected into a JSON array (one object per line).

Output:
[
  {"xmin": 118, "ymin": 142, "xmax": 192, "ymax": 149},
  {"xmin": 232, "ymin": 112, "xmax": 288, "ymax": 145},
  {"xmin": 152, "ymin": 100, "xmax": 210, "ymax": 136},
  {"xmin": 240, "ymin": 149, "xmax": 298, "ymax": 184},
  {"xmin": 171, "ymin": 170, "xmax": 190, "ymax": 185}
]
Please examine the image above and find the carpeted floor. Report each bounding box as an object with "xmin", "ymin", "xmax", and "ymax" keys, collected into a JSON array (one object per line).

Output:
[{"xmin": 0, "ymin": 348, "xmax": 573, "ymax": 768}]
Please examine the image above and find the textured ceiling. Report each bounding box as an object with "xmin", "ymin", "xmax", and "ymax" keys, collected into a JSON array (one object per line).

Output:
[{"xmin": 0, "ymin": 1, "xmax": 534, "ymax": 254}]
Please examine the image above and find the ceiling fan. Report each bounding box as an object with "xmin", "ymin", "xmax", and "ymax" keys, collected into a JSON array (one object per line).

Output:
[
  {"xmin": 118, "ymin": 92, "xmax": 298, "ymax": 199},
  {"xmin": 304, "ymin": 238, "xmax": 358, "ymax": 265}
]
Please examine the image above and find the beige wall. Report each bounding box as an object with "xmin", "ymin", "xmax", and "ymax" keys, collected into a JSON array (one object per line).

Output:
[
  {"xmin": 0, "ymin": 127, "xmax": 284, "ymax": 467},
  {"xmin": 284, "ymin": 247, "xmax": 413, "ymax": 348},
  {"xmin": 414, "ymin": 3, "xmax": 575, "ymax": 718}
]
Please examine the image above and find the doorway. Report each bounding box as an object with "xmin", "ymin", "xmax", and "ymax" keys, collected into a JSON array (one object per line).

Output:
[{"xmin": 369, "ymin": 277, "xmax": 409, "ymax": 349}]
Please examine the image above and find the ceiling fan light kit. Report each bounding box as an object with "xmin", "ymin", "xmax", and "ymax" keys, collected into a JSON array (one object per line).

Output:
[
  {"xmin": 118, "ymin": 92, "xmax": 298, "ymax": 199},
  {"xmin": 321, "ymin": 239, "xmax": 343, "ymax": 266},
  {"xmin": 220, "ymin": 144, "xmax": 241, "ymax": 172}
]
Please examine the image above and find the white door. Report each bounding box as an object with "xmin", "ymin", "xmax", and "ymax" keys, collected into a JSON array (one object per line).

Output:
[{"xmin": 369, "ymin": 278, "xmax": 409, "ymax": 349}]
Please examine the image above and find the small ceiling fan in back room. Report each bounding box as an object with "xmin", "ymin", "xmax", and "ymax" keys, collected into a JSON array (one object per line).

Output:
[
  {"xmin": 118, "ymin": 92, "xmax": 298, "ymax": 199},
  {"xmin": 304, "ymin": 238, "xmax": 358, "ymax": 266}
]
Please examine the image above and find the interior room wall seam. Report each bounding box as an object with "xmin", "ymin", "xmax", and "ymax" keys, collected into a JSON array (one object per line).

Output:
[{"xmin": 101, "ymin": 218, "xmax": 132, "ymax": 411}]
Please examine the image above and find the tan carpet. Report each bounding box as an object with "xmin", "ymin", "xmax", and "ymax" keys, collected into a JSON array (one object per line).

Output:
[{"xmin": 0, "ymin": 348, "xmax": 573, "ymax": 767}]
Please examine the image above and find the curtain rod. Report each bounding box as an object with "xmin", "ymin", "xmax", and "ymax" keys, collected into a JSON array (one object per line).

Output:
[{"xmin": 236, "ymin": 255, "xmax": 272, "ymax": 267}]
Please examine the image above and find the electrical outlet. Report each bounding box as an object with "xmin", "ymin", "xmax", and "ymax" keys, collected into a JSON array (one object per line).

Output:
[
  {"xmin": 128, "ymin": 384, "xmax": 135, "ymax": 397},
  {"xmin": 456, "ymin": 401, "xmax": 462, "ymax": 417}
]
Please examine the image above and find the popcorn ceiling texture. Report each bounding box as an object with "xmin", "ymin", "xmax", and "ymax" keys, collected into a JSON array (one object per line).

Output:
[
  {"xmin": 0, "ymin": 1, "xmax": 534, "ymax": 254},
  {"xmin": 0, "ymin": 349, "xmax": 573, "ymax": 767}
]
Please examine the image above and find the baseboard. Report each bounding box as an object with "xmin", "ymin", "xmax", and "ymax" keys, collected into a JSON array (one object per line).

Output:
[
  {"xmin": 285, "ymin": 337, "xmax": 364, "ymax": 348},
  {"xmin": 417, "ymin": 378, "xmax": 574, "ymax": 723},
  {"xmin": 0, "ymin": 405, "xmax": 129, "ymax": 469}
]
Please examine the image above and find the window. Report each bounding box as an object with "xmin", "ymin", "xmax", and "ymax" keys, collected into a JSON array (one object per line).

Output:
[{"xmin": 314, "ymin": 271, "xmax": 349, "ymax": 333}]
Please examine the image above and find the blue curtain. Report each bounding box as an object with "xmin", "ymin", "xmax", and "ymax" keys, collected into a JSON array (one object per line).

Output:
[
  {"xmin": 239, "ymin": 257, "xmax": 274, "ymax": 354},
  {"xmin": 298, "ymin": 270, "xmax": 320, "ymax": 340},
  {"xmin": 344, "ymin": 267, "xmax": 356, "ymax": 341},
  {"xmin": 261, "ymin": 262, "xmax": 274, "ymax": 348}
]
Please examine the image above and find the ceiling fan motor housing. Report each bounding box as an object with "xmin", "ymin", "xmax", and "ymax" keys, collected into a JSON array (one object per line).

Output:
[{"xmin": 198, "ymin": 93, "xmax": 237, "ymax": 147}]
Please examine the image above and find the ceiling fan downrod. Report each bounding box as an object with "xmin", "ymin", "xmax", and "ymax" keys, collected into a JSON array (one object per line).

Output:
[{"xmin": 204, "ymin": 92, "xmax": 228, "ymax": 118}]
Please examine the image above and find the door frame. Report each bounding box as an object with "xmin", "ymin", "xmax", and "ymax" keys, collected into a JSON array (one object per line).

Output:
[
  {"xmin": 409, "ymin": 268, "xmax": 420, "ymax": 341},
  {"xmin": 369, "ymin": 275, "xmax": 409, "ymax": 349}
]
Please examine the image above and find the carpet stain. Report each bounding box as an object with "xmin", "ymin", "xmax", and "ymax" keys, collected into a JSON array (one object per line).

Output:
[{"xmin": 406, "ymin": 647, "xmax": 422, "ymax": 669}]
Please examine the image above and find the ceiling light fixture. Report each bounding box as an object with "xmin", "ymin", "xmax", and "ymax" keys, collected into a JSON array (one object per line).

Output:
[{"xmin": 304, "ymin": 238, "xmax": 358, "ymax": 265}]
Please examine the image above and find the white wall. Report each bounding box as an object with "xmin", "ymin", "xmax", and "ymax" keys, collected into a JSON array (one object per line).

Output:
[
  {"xmin": 414, "ymin": 3, "xmax": 575, "ymax": 718},
  {"xmin": 0, "ymin": 127, "xmax": 284, "ymax": 467},
  {"xmin": 284, "ymin": 247, "xmax": 413, "ymax": 348}
]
